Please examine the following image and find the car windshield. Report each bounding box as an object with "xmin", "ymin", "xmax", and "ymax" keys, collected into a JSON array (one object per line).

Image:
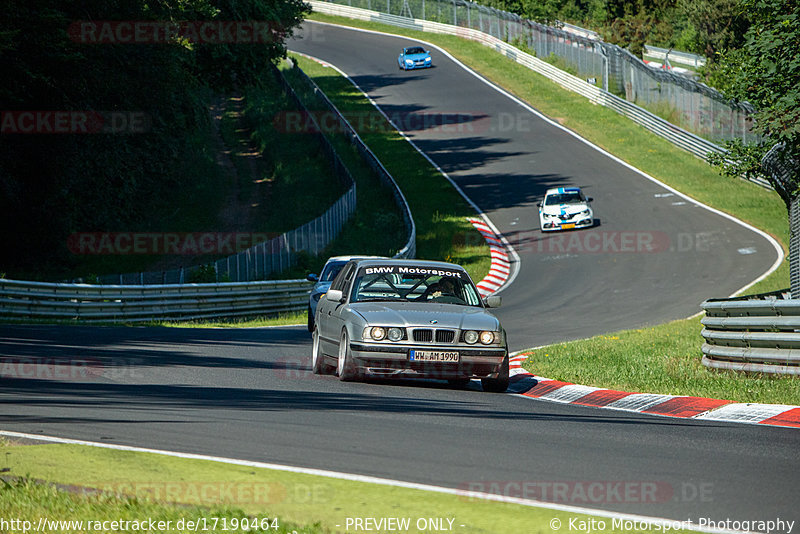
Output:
[
  {"xmin": 545, "ymin": 191, "xmax": 584, "ymax": 205},
  {"xmin": 405, "ymin": 47, "xmax": 425, "ymax": 55},
  {"xmin": 319, "ymin": 260, "xmax": 347, "ymax": 282},
  {"xmin": 351, "ymin": 266, "xmax": 482, "ymax": 306}
]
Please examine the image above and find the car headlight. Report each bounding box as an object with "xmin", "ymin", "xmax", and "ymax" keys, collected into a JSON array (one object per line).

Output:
[
  {"xmin": 369, "ymin": 326, "xmax": 386, "ymax": 341},
  {"xmin": 479, "ymin": 331, "xmax": 495, "ymax": 345},
  {"xmin": 543, "ymin": 213, "xmax": 557, "ymax": 220},
  {"xmin": 464, "ymin": 330, "xmax": 479, "ymax": 344},
  {"xmin": 406, "ymin": 59, "xmax": 413, "ymax": 64},
  {"xmin": 581, "ymin": 209, "xmax": 591, "ymax": 216},
  {"xmin": 425, "ymin": 57, "xmax": 431, "ymax": 62},
  {"xmin": 387, "ymin": 327, "xmax": 403, "ymax": 341}
]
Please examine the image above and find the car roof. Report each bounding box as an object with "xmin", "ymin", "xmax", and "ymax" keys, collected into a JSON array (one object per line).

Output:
[
  {"xmin": 349, "ymin": 258, "xmax": 466, "ymax": 271},
  {"xmin": 324, "ymin": 255, "xmax": 385, "ymax": 264},
  {"xmin": 544, "ymin": 186, "xmax": 582, "ymax": 196}
]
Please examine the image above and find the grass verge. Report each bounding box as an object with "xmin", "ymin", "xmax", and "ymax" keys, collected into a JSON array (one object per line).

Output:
[
  {"xmin": 1, "ymin": 439, "xmax": 686, "ymax": 534},
  {"xmin": 304, "ymin": 13, "xmax": 796, "ymax": 402},
  {"xmin": 517, "ymin": 317, "xmax": 799, "ymax": 405}
]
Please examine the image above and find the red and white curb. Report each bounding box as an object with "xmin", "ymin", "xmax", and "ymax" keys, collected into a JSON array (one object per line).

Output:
[
  {"xmin": 467, "ymin": 217, "xmax": 510, "ymax": 296},
  {"xmin": 508, "ymin": 354, "xmax": 800, "ymax": 429}
]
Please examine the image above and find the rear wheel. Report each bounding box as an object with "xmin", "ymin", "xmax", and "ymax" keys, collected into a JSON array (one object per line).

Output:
[
  {"xmin": 481, "ymin": 354, "xmax": 509, "ymax": 393},
  {"xmin": 337, "ymin": 330, "xmax": 361, "ymax": 381}
]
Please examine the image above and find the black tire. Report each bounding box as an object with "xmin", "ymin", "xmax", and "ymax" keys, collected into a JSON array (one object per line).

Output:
[
  {"xmin": 312, "ymin": 327, "xmax": 327, "ymax": 375},
  {"xmin": 307, "ymin": 305, "xmax": 314, "ymax": 333},
  {"xmin": 337, "ymin": 330, "xmax": 361, "ymax": 381},
  {"xmin": 481, "ymin": 354, "xmax": 509, "ymax": 393}
]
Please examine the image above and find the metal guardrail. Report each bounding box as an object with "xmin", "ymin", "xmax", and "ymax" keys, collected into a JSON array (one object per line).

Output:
[
  {"xmin": 701, "ymin": 290, "xmax": 800, "ymax": 375},
  {"xmin": 0, "ymin": 278, "xmax": 311, "ymax": 323},
  {"xmin": 644, "ymin": 46, "xmax": 705, "ymax": 69}
]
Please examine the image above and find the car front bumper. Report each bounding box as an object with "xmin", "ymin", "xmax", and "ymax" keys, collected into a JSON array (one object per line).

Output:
[
  {"xmin": 349, "ymin": 342, "xmax": 507, "ymax": 379},
  {"xmin": 540, "ymin": 216, "xmax": 593, "ymax": 232}
]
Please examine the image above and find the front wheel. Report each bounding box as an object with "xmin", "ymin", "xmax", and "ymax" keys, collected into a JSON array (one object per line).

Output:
[
  {"xmin": 312, "ymin": 327, "xmax": 327, "ymax": 375},
  {"xmin": 481, "ymin": 354, "xmax": 509, "ymax": 393},
  {"xmin": 337, "ymin": 330, "xmax": 361, "ymax": 381},
  {"xmin": 307, "ymin": 305, "xmax": 314, "ymax": 333}
]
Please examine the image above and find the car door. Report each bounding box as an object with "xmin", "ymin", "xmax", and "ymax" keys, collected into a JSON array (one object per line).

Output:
[
  {"xmin": 328, "ymin": 262, "xmax": 357, "ymax": 342},
  {"xmin": 319, "ymin": 261, "xmax": 355, "ymax": 351}
]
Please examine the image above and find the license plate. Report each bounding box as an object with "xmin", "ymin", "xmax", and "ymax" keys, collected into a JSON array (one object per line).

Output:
[
  {"xmin": 561, "ymin": 223, "xmax": 575, "ymax": 229},
  {"xmin": 410, "ymin": 350, "xmax": 459, "ymax": 362}
]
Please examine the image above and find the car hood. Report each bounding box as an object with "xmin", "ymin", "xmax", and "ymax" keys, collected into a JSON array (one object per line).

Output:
[
  {"xmin": 312, "ymin": 281, "xmax": 332, "ymax": 296},
  {"xmin": 541, "ymin": 203, "xmax": 590, "ymax": 216},
  {"xmin": 403, "ymin": 53, "xmax": 430, "ymax": 60},
  {"xmin": 350, "ymin": 302, "xmax": 500, "ymax": 331}
]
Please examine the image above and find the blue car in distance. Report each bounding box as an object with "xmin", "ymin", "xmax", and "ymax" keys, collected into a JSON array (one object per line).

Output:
[
  {"xmin": 307, "ymin": 255, "xmax": 385, "ymax": 332},
  {"xmin": 398, "ymin": 46, "xmax": 432, "ymax": 70}
]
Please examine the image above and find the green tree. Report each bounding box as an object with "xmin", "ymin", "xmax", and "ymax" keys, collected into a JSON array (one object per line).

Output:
[
  {"xmin": 678, "ymin": 0, "xmax": 750, "ymax": 58},
  {"xmin": 716, "ymin": 0, "xmax": 800, "ymax": 163},
  {"xmin": 0, "ymin": 0, "xmax": 308, "ymax": 278}
]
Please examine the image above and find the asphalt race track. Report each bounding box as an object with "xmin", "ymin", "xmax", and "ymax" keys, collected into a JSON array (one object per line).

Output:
[
  {"xmin": 289, "ymin": 21, "xmax": 779, "ymax": 351},
  {"xmin": 1, "ymin": 20, "xmax": 797, "ymax": 532},
  {"xmin": 1, "ymin": 325, "xmax": 799, "ymax": 527}
]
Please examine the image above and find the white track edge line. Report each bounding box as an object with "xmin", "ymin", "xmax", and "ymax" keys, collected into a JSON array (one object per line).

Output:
[{"xmin": 0, "ymin": 429, "xmax": 742, "ymax": 533}]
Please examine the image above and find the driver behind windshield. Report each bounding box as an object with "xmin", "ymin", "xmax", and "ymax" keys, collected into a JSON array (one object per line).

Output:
[{"xmin": 426, "ymin": 277, "xmax": 457, "ymax": 299}]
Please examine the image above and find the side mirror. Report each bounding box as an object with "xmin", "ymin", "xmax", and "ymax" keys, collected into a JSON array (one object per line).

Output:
[
  {"xmin": 587, "ymin": 197, "xmax": 594, "ymax": 202},
  {"xmin": 483, "ymin": 296, "xmax": 502, "ymax": 308},
  {"xmin": 325, "ymin": 289, "xmax": 344, "ymax": 302},
  {"xmin": 307, "ymin": 273, "xmax": 319, "ymax": 282},
  {"xmin": 537, "ymin": 202, "xmax": 542, "ymax": 208}
]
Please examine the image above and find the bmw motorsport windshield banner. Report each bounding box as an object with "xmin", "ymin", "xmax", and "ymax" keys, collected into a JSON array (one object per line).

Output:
[{"xmin": 359, "ymin": 265, "xmax": 464, "ymax": 278}]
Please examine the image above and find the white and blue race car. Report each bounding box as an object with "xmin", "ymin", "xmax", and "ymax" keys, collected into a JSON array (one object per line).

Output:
[
  {"xmin": 538, "ymin": 187, "xmax": 594, "ymax": 232},
  {"xmin": 398, "ymin": 46, "xmax": 432, "ymax": 70}
]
